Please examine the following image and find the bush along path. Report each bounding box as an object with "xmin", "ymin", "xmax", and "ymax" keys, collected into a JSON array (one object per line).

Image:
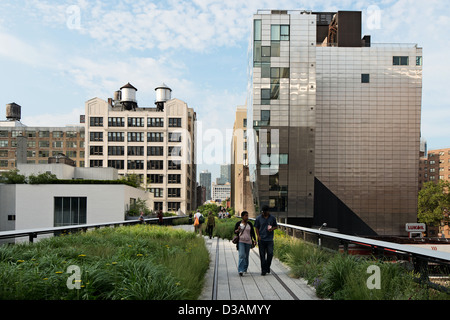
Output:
[
  {"xmin": 0, "ymin": 224, "xmax": 209, "ymax": 300},
  {"xmin": 273, "ymin": 231, "xmax": 450, "ymax": 300}
]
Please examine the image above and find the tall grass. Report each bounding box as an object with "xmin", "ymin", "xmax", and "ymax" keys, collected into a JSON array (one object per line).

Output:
[
  {"xmin": 0, "ymin": 225, "xmax": 209, "ymax": 300},
  {"xmin": 274, "ymin": 232, "xmax": 450, "ymax": 300}
]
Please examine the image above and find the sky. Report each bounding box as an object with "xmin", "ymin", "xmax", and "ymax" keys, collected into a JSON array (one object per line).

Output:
[{"xmin": 0, "ymin": 0, "xmax": 449, "ymax": 181}]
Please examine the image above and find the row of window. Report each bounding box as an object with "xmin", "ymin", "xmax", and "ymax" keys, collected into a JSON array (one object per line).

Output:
[
  {"xmin": 91, "ymin": 160, "xmax": 182, "ymax": 170},
  {"xmin": 90, "ymin": 117, "xmax": 183, "ymax": 128},
  {"xmin": 0, "ymin": 131, "xmax": 81, "ymax": 138},
  {"xmin": 153, "ymin": 202, "xmax": 181, "ymax": 211},
  {"xmin": 90, "ymin": 146, "xmax": 182, "ymax": 157},
  {"xmin": 150, "ymin": 188, "xmax": 182, "ymax": 198},
  {"xmin": 91, "ymin": 132, "xmax": 183, "ymax": 142}
]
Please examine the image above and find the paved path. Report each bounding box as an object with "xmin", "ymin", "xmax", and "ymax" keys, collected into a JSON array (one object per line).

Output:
[{"xmin": 173, "ymin": 224, "xmax": 320, "ymax": 300}]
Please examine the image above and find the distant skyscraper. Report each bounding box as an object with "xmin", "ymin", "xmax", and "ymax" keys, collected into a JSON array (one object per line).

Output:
[
  {"xmin": 248, "ymin": 10, "xmax": 422, "ymax": 236},
  {"xmin": 200, "ymin": 170, "xmax": 212, "ymax": 201}
]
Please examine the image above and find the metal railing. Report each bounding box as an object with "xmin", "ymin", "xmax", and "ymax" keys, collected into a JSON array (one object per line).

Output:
[
  {"xmin": 0, "ymin": 216, "xmax": 187, "ymax": 243},
  {"xmin": 270, "ymin": 220, "xmax": 450, "ymax": 293}
]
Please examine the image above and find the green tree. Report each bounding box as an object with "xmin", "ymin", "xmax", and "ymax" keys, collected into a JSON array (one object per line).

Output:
[
  {"xmin": 418, "ymin": 181, "xmax": 450, "ymax": 226},
  {"xmin": 28, "ymin": 172, "xmax": 58, "ymax": 184},
  {"xmin": 197, "ymin": 203, "xmax": 220, "ymax": 215},
  {"xmin": 0, "ymin": 169, "xmax": 26, "ymax": 184},
  {"xmin": 128, "ymin": 198, "xmax": 151, "ymax": 216}
]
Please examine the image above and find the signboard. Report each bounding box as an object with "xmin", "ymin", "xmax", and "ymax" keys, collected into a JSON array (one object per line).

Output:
[{"xmin": 405, "ymin": 223, "xmax": 426, "ymax": 232}]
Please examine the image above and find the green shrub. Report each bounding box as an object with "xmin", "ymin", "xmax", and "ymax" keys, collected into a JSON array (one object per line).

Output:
[{"xmin": 0, "ymin": 225, "xmax": 209, "ymax": 300}]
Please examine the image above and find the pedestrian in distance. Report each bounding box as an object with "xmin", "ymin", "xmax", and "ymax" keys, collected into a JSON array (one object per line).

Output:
[
  {"xmin": 157, "ymin": 210, "xmax": 164, "ymax": 226},
  {"xmin": 206, "ymin": 211, "xmax": 215, "ymax": 239},
  {"xmin": 194, "ymin": 209, "xmax": 203, "ymax": 235},
  {"xmin": 254, "ymin": 205, "xmax": 277, "ymax": 276},
  {"xmin": 234, "ymin": 211, "xmax": 257, "ymax": 276},
  {"xmin": 138, "ymin": 211, "xmax": 145, "ymax": 224}
]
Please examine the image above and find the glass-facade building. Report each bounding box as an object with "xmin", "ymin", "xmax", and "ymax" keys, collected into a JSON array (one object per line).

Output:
[{"xmin": 248, "ymin": 10, "xmax": 422, "ymax": 236}]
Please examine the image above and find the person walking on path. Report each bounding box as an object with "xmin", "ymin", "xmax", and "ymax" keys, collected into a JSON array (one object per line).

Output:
[
  {"xmin": 194, "ymin": 209, "xmax": 203, "ymax": 235},
  {"xmin": 254, "ymin": 205, "xmax": 277, "ymax": 276},
  {"xmin": 206, "ymin": 211, "xmax": 215, "ymax": 239},
  {"xmin": 157, "ymin": 210, "xmax": 164, "ymax": 226},
  {"xmin": 234, "ymin": 211, "xmax": 257, "ymax": 276}
]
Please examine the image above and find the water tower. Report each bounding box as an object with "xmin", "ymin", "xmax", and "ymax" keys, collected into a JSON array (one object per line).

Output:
[
  {"xmin": 155, "ymin": 83, "xmax": 172, "ymax": 111},
  {"xmin": 6, "ymin": 102, "xmax": 21, "ymax": 121},
  {"xmin": 120, "ymin": 82, "xmax": 138, "ymax": 110}
]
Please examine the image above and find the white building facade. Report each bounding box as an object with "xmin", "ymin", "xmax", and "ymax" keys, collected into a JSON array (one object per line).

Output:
[{"xmin": 84, "ymin": 83, "xmax": 197, "ymax": 214}]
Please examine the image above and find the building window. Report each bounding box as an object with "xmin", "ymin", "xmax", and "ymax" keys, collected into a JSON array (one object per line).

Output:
[
  {"xmin": 148, "ymin": 132, "xmax": 164, "ymax": 142},
  {"xmin": 0, "ymin": 160, "xmax": 8, "ymax": 167},
  {"xmin": 261, "ymin": 89, "xmax": 271, "ymax": 105},
  {"xmin": 148, "ymin": 118, "xmax": 164, "ymax": 127},
  {"xmin": 416, "ymin": 56, "xmax": 423, "ymax": 66},
  {"xmin": 89, "ymin": 146, "xmax": 103, "ymax": 156},
  {"xmin": 108, "ymin": 146, "xmax": 124, "ymax": 156},
  {"xmin": 108, "ymin": 117, "xmax": 125, "ymax": 127},
  {"xmin": 254, "ymin": 19, "xmax": 261, "ymax": 41},
  {"xmin": 66, "ymin": 131, "xmax": 78, "ymax": 138},
  {"xmin": 0, "ymin": 140, "xmax": 8, "ymax": 147},
  {"xmin": 361, "ymin": 74, "xmax": 370, "ymax": 83},
  {"xmin": 90, "ymin": 160, "xmax": 103, "ymax": 167},
  {"xmin": 148, "ymin": 174, "xmax": 164, "ymax": 184},
  {"xmin": 168, "ymin": 174, "xmax": 181, "ymax": 184},
  {"xmin": 127, "ymin": 160, "xmax": 144, "ymax": 170},
  {"xmin": 150, "ymin": 188, "xmax": 163, "ymax": 198},
  {"xmin": 148, "ymin": 160, "xmax": 163, "ymax": 170},
  {"xmin": 39, "ymin": 141, "xmax": 50, "ymax": 148},
  {"xmin": 127, "ymin": 132, "xmax": 144, "ymax": 142},
  {"xmin": 154, "ymin": 202, "xmax": 163, "ymax": 211},
  {"xmin": 168, "ymin": 188, "xmax": 181, "ymax": 198},
  {"xmin": 168, "ymin": 146, "xmax": 182, "ymax": 157},
  {"xmin": 90, "ymin": 117, "xmax": 103, "ymax": 127},
  {"xmin": 0, "ymin": 150, "xmax": 8, "ymax": 157},
  {"xmin": 38, "ymin": 151, "xmax": 49, "ymax": 158},
  {"xmin": 393, "ymin": 56, "xmax": 409, "ymax": 66},
  {"xmin": 108, "ymin": 160, "xmax": 124, "ymax": 169},
  {"xmin": 54, "ymin": 197, "xmax": 87, "ymax": 227},
  {"xmin": 128, "ymin": 146, "xmax": 144, "ymax": 156},
  {"xmin": 39, "ymin": 131, "xmax": 50, "ymax": 138},
  {"xmin": 108, "ymin": 132, "xmax": 124, "ymax": 142},
  {"xmin": 128, "ymin": 117, "xmax": 144, "ymax": 127},
  {"xmin": 90, "ymin": 132, "xmax": 103, "ymax": 142},
  {"xmin": 271, "ymin": 25, "xmax": 289, "ymax": 41},
  {"xmin": 168, "ymin": 118, "xmax": 182, "ymax": 127},
  {"xmin": 279, "ymin": 154, "xmax": 289, "ymax": 164},
  {"xmin": 168, "ymin": 132, "xmax": 182, "ymax": 142},
  {"xmin": 261, "ymin": 110, "xmax": 270, "ymax": 125},
  {"xmin": 168, "ymin": 160, "xmax": 181, "ymax": 170},
  {"xmin": 52, "ymin": 141, "xmax": 63, "ymax": 148},
  {"xmin": 66, "ymin": 141, "xmax": 77, "ymax": 148},
  {"xmin": 168, "ymin": 202, "xmax": 180, "ymax": 211},
  {"xmin": 148, "ymin": 146, "xmax": 164, "ymax": 156}
]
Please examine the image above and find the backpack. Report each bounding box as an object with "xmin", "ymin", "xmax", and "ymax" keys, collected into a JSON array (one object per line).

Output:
[{"xmin": 199, "ymin": 215, "xmax": 205, "ymax": 224}]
